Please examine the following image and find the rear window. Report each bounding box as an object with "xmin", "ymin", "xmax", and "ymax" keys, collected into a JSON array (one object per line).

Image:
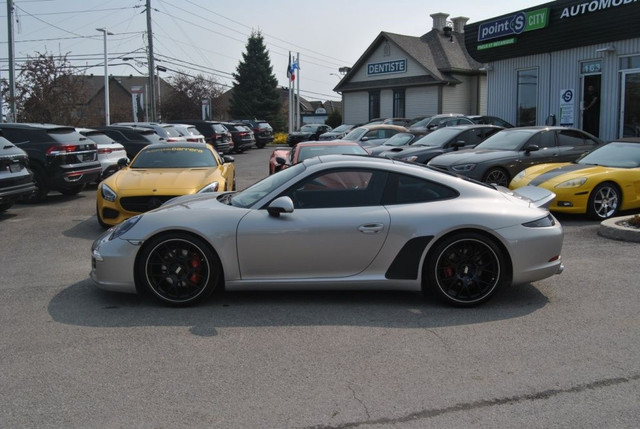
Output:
[
  {"xmin": 211, "ymin": 124, "xmax": 228, "ymax": 133},
  {"xmin": 47, "ymin": 128, "xmax": 87, "ymax": 143},
  {"xmin": 140, "ymin": 132, "xmax": 165, "ymax": 144},
  {"xmin": 82, "ymin": 132, "xmax": 115, "ymax": 145},
  {"xmin": 162, "ymin": 126, "xmax": 182, "ymax": 137}
]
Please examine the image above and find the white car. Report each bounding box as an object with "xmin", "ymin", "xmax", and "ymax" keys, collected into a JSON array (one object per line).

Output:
[
  {"xmin": 171, "ymin": 123, "xmax": 206, "ymax": 143},
  {"xmin": 77, "ymin": 128, "xmax": 128, "ymax": 181}
]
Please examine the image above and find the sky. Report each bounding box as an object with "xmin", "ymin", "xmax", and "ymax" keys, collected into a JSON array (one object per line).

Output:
[{"xmin": 0, "ymin": 0, "xmax": 545, "ymax": 104}]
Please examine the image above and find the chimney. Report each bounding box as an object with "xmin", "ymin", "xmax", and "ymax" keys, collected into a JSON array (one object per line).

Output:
[
  {"xmin": 451, "ymin": 16, "xmax": 469, "ymax": 33},
  {"xmin": 430, "ymin": 12, "xmax": 449, "ymax": 32}
]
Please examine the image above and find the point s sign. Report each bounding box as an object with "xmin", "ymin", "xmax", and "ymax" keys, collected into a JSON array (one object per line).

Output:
[{"xmin": 478, "ymin": 8, "xmax": 549, "ymax": 42}]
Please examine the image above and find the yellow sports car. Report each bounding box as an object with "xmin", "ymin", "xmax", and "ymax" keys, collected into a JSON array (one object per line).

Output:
[
  {"xmin": 510, "ymin": 138, "xmax": 640, "ymax": 220},
  {"xmin": 97, "ymin": 143, "xmax": 235, "ymax": 227}
]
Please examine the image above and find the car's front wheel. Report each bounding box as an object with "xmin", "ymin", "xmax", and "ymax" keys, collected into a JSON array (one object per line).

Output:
[
  {"xmin": 137, "ymin": 232, "xmax": 221, "ymax": 306},
  {"xmin": 426, "ymin": 233, "xmax": 505, "ymax": 306},
  {"xmin": 587, "ymin": 182, "xmax": 620, "ymax": 220},
  {"xmin": 482, "ymin": 168, "xmax": 510, "ymax": 187}
]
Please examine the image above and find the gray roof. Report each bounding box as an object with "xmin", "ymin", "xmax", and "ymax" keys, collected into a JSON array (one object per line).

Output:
[{"xmin": 335, "ymin": 29, "xmax": 484, "ymax": 93}]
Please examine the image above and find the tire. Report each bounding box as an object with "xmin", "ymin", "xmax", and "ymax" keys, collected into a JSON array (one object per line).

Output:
[
  {"xmin": 136, "ymin": 232, "xmax": 221, "ymax": 306},
  {"xmin": 587, "ymin": 182, "xmax": 620, "ymax": 220},
  {"xmin": 426, "ymin": 232, "xmax": 505, "ymax": 307},
  {"xmin": 256, "ymin": 141, "xmax": 266, "ymax": 149},
  {"xmin": 59, "ymin": 184, "xmax": 86, "ymax": 196},
  {"xmin": 96, "ymin": 202, "xmax": 110, "ymax": 229},
  {"xmin": 482, "ymin": 168, "xmax": 510, "ymax": 187},
  {"xmin": 21, "ymin": 165, "xmax": 48, "ymax": 204}
]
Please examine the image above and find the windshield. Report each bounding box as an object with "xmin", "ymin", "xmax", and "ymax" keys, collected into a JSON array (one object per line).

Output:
[
  {"xmin": 474, "ymin": 130, "xmax": 533, "ymax": 150},
  {"xmin": 412, "ymin": 128, "xmax": 462, "ymax": 147},
  {"xmin": 578, "ymin": 142, "xmax": 640, "ymax": 168},
  {"xmin": 343, "ymin": 127, "xmax": 367, "ymax": 141},
  {"xmin": 382, "ymin": 133, "xmax": 414, "ymax": 147},
  {"xmin": 300, "ymin": 124, "xmax": 320, "ymax": 132},
  {"xmin": 332, "ymin": 124, "xmax": 353, "ymax": 133},
  {"xmin": 131, "ymin": 146, "xmax": 217, "ymax": 168},
  {"xmin": 408, "ymin": 116, "xmax": 431, "ymax": 126},
  {"xmin": 231, "ymin": 162, "xmax": 306, "ymax": 208},
  {"xmin": 298, "ymin": 144, "xmax": 366, "ymax": 161}
]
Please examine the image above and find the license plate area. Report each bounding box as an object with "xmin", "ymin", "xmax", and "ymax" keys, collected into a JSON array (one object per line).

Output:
[{"xmin": 9, "ymin": 163, "xmax": 21, "ymax": 173}]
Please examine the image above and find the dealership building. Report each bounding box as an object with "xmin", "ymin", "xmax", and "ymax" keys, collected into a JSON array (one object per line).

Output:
[{"xmin": 464, "ymin": 0, "xmax": 640, "ymax": 140}]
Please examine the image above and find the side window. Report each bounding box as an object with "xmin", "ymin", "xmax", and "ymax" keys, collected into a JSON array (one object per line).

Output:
[
  {"xmin": 1, "ymin": 128, "xmax": 28, "ymax": 143},
  {"xmin": 383, "ymin": 173, "xmax": 458, "ymax": 205},
  {"xmin": 528, "ymin": 131, "xmax": 556, "ymax": 149},
  {"xmin": 283, "ymin": 169, "xmax": 387, "ymax": 209},
  {"xmin": 365, "ymin": 130, "xmax": 381, "ymax": 139},
  {"xmin": 455, "ymin": 129, "xmax": 484, "ymax": 146},
  {"xmin": 558, "ymin": 130, "xmax": 588, "ymax": 147}
]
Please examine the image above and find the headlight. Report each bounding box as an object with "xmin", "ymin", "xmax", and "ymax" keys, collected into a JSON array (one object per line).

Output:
[
  {"xmin": 513, "ymin": 170, "xmax": 526, "ymax": 181},
  {"xmin": 555, "ymin": 177, "xmax": 587, "ymax": 188},
  {"xmin": 402, "ymin": 156, "xmax": 418, "ymax": 162},
  {"xmin": 109, "ymin": 215, "xmax": 141, "ymax": 240},
  {"xmin": 452, "ymin": 163, "xmax": 476, "ymax": 172},
  {"xmin": 100, "ymin": 183, "xmax": 117, "ymax": 202},
  {"xmin": 523, "ymin": 214, "xmax": 556, "ymax": 227},
  {"xmin": 198, "ymin": 181, "xmax": 219, "ymax": 193}
]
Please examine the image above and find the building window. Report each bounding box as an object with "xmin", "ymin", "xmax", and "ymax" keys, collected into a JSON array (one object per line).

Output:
[
  {"xmin": 369, "ymin": 91, "xmax": 380, "ymax": 120},
  {"xmin": 383, "ymin": 41, "xmax": 391, "ymax": 57},
  {"xmin": 620, "ymin": 55, "xmax": 640, "ymax": 70},
  {"xmin": 393, "ymin": 89, "xmax": 405, "ymax": 118},
  {"xmin": 517, "ymin": 68, "xmax": 538, "ymax": 127}
]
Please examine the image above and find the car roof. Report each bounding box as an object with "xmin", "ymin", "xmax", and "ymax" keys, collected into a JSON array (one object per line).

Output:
[
  {"xmin": 0, "ymin": 123, "xmax": 76, "ymax": 131},
  {"xmin": 610, "ymin": 137, "xmax": 640, "ymax": 143}
]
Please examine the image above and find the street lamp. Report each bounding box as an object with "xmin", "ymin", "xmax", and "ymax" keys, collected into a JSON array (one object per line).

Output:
[
  {"xmin": 96, "ymin": 28, "xmax": 113, "ymax": 125},
  {"xmin": 156, "ymin": 65, "xmax": 167, "ymax": 121}
]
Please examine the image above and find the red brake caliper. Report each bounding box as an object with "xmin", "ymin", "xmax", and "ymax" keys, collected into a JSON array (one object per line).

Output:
[{"xmin": 189, "ymin": 256, "xmax": 201, "ymax": 284}]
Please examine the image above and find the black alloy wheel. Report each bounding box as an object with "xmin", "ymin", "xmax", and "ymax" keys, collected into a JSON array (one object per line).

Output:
[
  {"xmin": 138, "ymin": 233, "xmax": 221, "ymax": 306},
  {"xmin": 482, "ymin": 168, "xmax": 510, "ymax": 187},
  {"xmin": 587, "ymin": 182, "xmax": 620, "ymax": 220},
  {"xmin": 59, "ymin": 184, "xmax": 86, "ymax": 196},
  {"xmin": 426, "ymin": 233, "xmax": 505, "ymax": 306}
]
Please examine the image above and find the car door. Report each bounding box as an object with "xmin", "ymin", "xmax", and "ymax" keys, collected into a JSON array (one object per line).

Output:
[
  {"xmin": 518, "ymin": 130, "xmax": 560, "ymax": 169},
  {"xmin": 236, "ymin": 168, "xmax": 390, "ymax": 279},
  {"xmin": 556, "ymin": 129, "xmax": 601, "ymax": 161}
]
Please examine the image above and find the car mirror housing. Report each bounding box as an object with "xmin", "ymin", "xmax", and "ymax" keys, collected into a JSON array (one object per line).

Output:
[
  {"xmin": 524, "ymin": 144, "xmax": 540, "ymax": 153},
  {"xmin": 275, "ymin": 156, "xmax": 287, "ymax": 166},
  {"xmin": 267, "ymin": 196, "xmax": 294, "ymax": 217},
  {"xmin": 223, "ymin": 155, "xmax": 235, "ymax": 163}
]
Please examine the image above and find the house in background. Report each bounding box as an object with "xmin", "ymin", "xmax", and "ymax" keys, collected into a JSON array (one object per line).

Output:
[{"xmin": 334, "ymin": 12, "xmax": 486, "ymax": 125}]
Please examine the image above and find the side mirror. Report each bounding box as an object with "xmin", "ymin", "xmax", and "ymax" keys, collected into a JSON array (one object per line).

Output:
[
  {"xmin": 524, "ymin": 144, "xmax": 540, "ymax": 153},
  {"xmin": 223, "ymin": 155, "xmax": 235, "ymax": 163},
  {"xmin": 452, "ymin": 141, "xmax": 465, "ymax": 151},
  {"xmin": 361, "ymin": 136, "xmax": 369, "ymax": 141},
  {"xmin": 275, "ymin": 156, "xmax": 286, "ymax": 166},
  {"xmin": 117, "ymin": 158, "xmax": 129, "ymax": 167},
  {"xmin": 267, "ymin": 196, "xmax": 294, "ymax": 217}
]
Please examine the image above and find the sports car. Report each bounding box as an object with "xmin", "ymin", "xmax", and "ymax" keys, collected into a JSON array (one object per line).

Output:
[
  {"xmin": 96, "ymin": 143, "xmax": 235, "ymax": 228},
  {"xmin": 91, "ymin": 155, "xmax": 564, "ymax": 307},
  {"xmin": 509, "ymin": 138, "xmax": 640, "ymax": 219}
]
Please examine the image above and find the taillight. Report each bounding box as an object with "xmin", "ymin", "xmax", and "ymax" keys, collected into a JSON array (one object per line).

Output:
[
  {"xmin": 238, "ymin": 132, "xmax": 248, "ymax": 137},
  {"xmin": 46, "ymin": 145, "xmax": 77, "ymax": 155},
  {"xmin": 98, "ymin": 148, "xmax": 113, "ymax": 154}
]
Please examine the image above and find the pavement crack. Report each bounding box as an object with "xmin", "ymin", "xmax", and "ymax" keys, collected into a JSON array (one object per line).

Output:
[
  {"xmin": 304, "ymin": 373, "xmax": 640, "ymax": 429},
  {"xmin": 347, "ymin": 383, "xmax": 371, "ymax": 420}
]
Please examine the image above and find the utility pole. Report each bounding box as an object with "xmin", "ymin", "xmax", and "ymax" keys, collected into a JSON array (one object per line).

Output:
[
  {"xmin": 146, "ymin": 0, "xmax": 156, "ymax": 122},
  {"xmin": 7, "ymin": 0, "xmax": 16, "ymax": 122},
  {"xmin": 96, "ymin": 28, "xmax": 113, "ymax": 125}
]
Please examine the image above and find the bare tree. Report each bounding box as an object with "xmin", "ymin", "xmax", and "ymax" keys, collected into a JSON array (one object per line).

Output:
[
  {"xmin": 10, "ymin": 52, "xmax": 88, "ymax": 125},
  {"xmin": 161, "ymin": 72, "xmax": 224, "ymax": 120}
]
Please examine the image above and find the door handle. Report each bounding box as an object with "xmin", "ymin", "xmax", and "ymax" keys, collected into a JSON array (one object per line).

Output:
[{"xmin": 358, "ymin": 223, "xmax": 384, "ymax": 234}]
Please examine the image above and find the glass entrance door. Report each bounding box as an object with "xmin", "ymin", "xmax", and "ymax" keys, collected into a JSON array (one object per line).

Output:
[{"xmin": 621, "ymin": 71, "xmax": 640, "ymax": 137}]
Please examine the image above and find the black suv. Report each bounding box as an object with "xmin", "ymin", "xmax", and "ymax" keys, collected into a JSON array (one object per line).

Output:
[
  {"xmin": 221, "ymin": 122, "xmax": 256, "ymax": 153},
  {"xmin": 0, "ymin": 133, "xmax": 36, "ymax": 211},
  {"xmin": 237, "ymin": 119, "xmax": 274, "ymax": 148},
  {"xmin": 95, "ymin": 125, "xmax": 166, "ymax": 160},
  {"xmin": 166, "ymin": 120, "xmax": 233, "ymax": 153},
  {"xmin": 0, "ymin": 123, "xmax": 101, "ymax": 202}
]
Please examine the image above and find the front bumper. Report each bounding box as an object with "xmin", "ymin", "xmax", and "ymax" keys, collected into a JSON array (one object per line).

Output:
[{"xmin": 91, "ymin": 229, "xmax": 141, "ymax": 294}]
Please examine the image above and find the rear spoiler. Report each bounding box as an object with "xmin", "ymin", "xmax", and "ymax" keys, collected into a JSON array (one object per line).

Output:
[{"xmin": 503, "ymin": 185, "xmax": 556, "ymax": 209}]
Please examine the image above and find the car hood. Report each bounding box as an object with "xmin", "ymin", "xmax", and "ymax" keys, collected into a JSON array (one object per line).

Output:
[
  {"xmin": 109, "ymin": 168, "xmax": 219, "ymax": 193},
  {"xmin": 429, "ymin": 148, "xmax": 517, "ymax": 165},
  {"xmin": 517, "ymin": 163, "xmax": 613, "ymax": 187}
]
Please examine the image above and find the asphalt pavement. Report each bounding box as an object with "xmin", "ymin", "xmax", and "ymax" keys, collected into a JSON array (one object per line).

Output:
[{"xmin": 0, "ymin": 146, "xmax": 638, "ymax": 428}]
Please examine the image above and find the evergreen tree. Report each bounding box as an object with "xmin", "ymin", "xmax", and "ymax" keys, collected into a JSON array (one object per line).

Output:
[{"xmin": 229, "ymin": 31, "xmax": 283, "ymax": 131}]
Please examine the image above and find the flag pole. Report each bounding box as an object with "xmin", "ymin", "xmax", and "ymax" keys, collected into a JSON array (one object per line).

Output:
[{"xmin": 296, "ymin": 52, "xmax": 301, "ymax": 129}]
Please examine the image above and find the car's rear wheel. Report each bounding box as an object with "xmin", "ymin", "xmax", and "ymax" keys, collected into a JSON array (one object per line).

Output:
[
  {"xmin": 256, "ymin": 141, "xmax": 266, "ymax": 149},
  {"xmin": 482, "ymin": 168, "xmax": 510, "ymax": 187},
  {"xmin": 426, "ymin": 233, "xmax": 505, "ymax": 307},
  {"xmin": 0, "ymin": 201, "xmax": 14, "ymax": 212},
  {"xmin": 21, "ymin": 165, "xmax": 48, "ymax": 203},
  {"xmin": 137, "ymin": 232, "xmax": 221, "ymax": 306},
  {"xmin": 587, "ymin": 182, "xmax": 620, "ymax": 220}
]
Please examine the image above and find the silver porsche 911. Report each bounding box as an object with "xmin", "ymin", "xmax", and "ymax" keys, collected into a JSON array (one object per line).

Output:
[{"xmin": 91, "ymin": 155, "xmax": 564, "ymax": 307}]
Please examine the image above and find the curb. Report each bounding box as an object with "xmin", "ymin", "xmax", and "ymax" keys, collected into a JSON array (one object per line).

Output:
[{"xmin": 598, "ymin": 215, "xmax": 640, "ymax": 243}]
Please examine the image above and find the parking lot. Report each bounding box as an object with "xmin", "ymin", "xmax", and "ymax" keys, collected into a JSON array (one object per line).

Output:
[{"xmin": 1, "ymin": 147, "xmax": 639, "ymax": 428}]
